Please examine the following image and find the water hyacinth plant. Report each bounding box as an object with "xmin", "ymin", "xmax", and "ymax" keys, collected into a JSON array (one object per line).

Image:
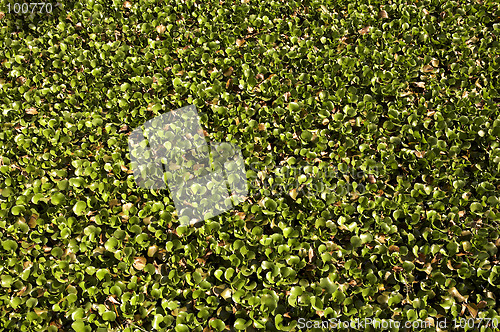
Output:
[{"xmin": 0, "ymin": 0, "xmax": 500, "ymax": 331}]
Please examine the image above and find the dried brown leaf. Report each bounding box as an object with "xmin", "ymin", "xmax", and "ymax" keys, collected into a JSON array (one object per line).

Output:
[
  {"xmin": 223, "ymin": 67, "xmax": 233, "ymax": 77},
  {"xmin": 358, "ymin": 26, "xmax": 370, "ymax": 35},
  {"xmin": 284, "ymin": 91, "xmax": 291, "ymax": 102},
  {"xmin": 123, "ymin": 1, "xmax": 131, "ymax": 9},
  {"xmin": 26, "ymin": 108, "xmax": 38, "ymax": 115},
  {"xmin": 423, "ymin": 263, "xmax": 433, "ymax": 274},
  {"xmin": 156, "ymin": 25, "xmax": 166, "ymax": 34},
  {"xmin": 308, "ymin": 248, "xmax": 315, "ymax": 262},
  {"xmin": 414, "ymin": 151, "xmax": 426, "ymax": 158},
  {"xmin": 29, "ymin": 214, "xmax": 38, "ymax": 228},
  {"xmin": 422, "ymin": 65, "xmax": 434, "ymax": 73},
  {"xmin": 122, "ymin": 203, "xmax": 133, "ymax": 211},
  {"xmin": 388, "ymin": 245, "xmax": 399, "ymax": 252},
  {"xmin": 109, "ymin": 199, "xmax": 120, "ymax": 207},
  {"xmin": 466, "ymin": 303, "xmax": 478, "ymax": 318},
  {"xmin": 107, "ymin": 295, "xmax": 120, "ymax": 304},
  {"xmin": 377, "ymin": 234, "xmax": 387, "ymax": 243},
  {"xmin": 477, "ymin": 300, "xmax": 487, "ymax": 309},
  {"xmin": 378, "ymin": 10, "xmax": 388, "ymax": 19},
  {"xmin": 133, "ymin": 256, "xmax": 146, "ymax": 270}
]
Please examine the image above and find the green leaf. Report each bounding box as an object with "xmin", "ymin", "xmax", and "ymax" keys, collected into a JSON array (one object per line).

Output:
[
  {"xmin": 288, "ymin": 102, "xmax": 300, "ymax": 111},
  {"xmin": 470, "ymin": 202, "xmax": 482, "ymax": 212},
  {"xmin": 403, "ymin": 261, "xmax": 415, "ymax": 272},
  {"xmin": 96, "ymin": 269, "xmax": 109, "ymax": 281},
  {"xmin": 301, "ymin": 130, "xmax": 313, "ymax": 141},
  {"xmin": 51, "ymin": 192, "xmax": 66, "ymax": 205},
  {"xmin": 1, "ymin": 275, "xmax": 13, "ymax": 288},
  {"xmin": 260, "ymin": 294, "xmax": 277, "ymax": 311},
  {"xmin": 71, "ymin": 321, "xmax": 90, "ymax": 332},
  {"xmin": 350, "ymin": 236, "xmax": 362, "ymax": 248},
  {"xmin": 264, "ymin": 198, "xmax": 277, "ymax": 211},
  {"xmin": 360, "ymin": 233, "xmax": 373, "ymax": 244},
  {"xmin": 2, "ymin": 239, "xmax": 18, "ymax": 251},
  {"xmin": 11, "ymin": 205, "xmax": 25, "ymax": 215},
  {"xmin": 102, "ymin": 311, "xmax": 116, "ymax": 321},
  {"xmin": 209, "ymin": 319, "xmax": 226, "ymax": 332},
  {"xmin": 152, "ymin": 314, "xmax": 164, "ymax": 330},
  {"xmin": 234, "ymin": 318, "xmax": 248, "ymax": 330},
  {"xmin": 175, "ymin": 324, "xmax": 190, "ymax": 332},
  {"xmin": 73, "ymin": 201, "xmax": 87, "ymax": 216}
]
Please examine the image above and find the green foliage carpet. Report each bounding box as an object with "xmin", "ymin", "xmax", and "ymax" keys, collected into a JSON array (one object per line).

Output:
[{"xmin": 1, "ymin": 0, "xmax": 500, "ymax": 331}]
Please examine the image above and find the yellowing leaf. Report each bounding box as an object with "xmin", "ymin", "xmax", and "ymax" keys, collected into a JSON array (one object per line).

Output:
[
  {"xmin": 220, "ymin": 288, "xmax": 232, "ymax": 300},
  {"xmin": 26, "ymin": 108, "xmax": 38, "ymax": 114},
  {"xmin": 289, "ymin": 189, "xmax": 298, "ymax": 200},
  {"xmin": 236, "ymin": 39, "xmax": 245, "ymax": 47},
  {"xmin": 449, "ymin": 287, "xmax": 467, "ymax": 302}
]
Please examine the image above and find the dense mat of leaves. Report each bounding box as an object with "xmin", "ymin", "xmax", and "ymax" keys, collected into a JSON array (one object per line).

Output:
[{"xmin": 1, "ymin": 0, "xmax": 500, "ymax": 331}]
